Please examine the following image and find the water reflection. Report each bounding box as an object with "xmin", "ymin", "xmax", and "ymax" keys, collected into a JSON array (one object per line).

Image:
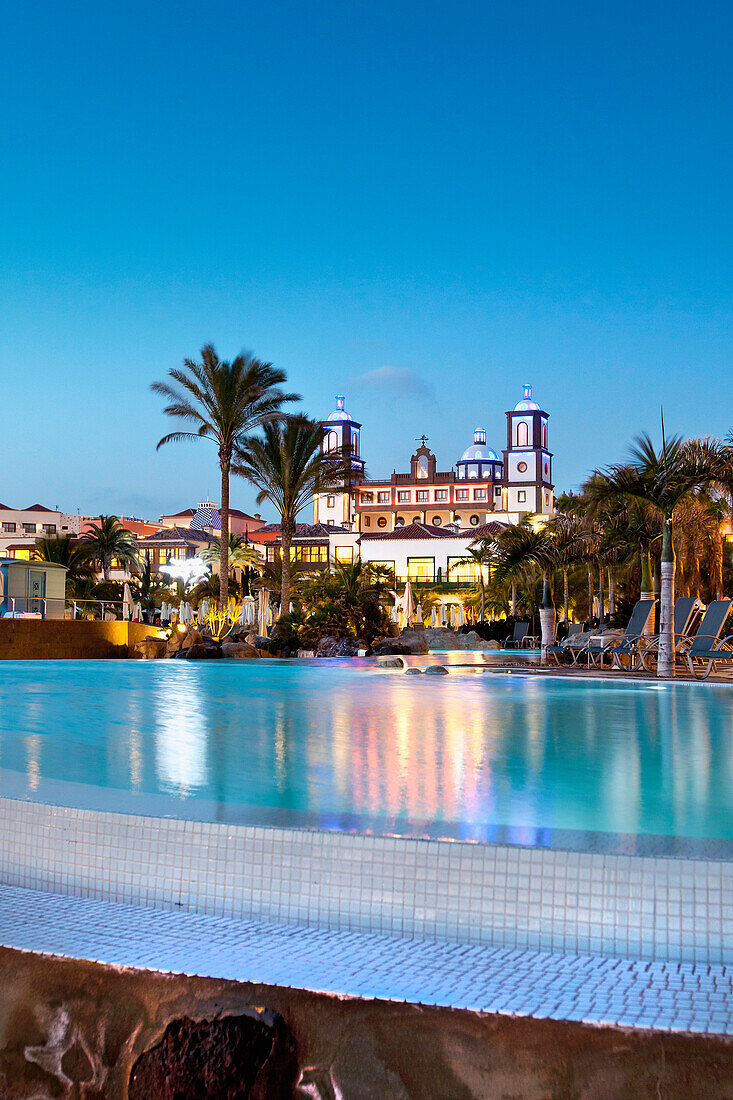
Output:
[{"xmin": 0, "ymin": 662, "xmax": 730, "ymax": 844}]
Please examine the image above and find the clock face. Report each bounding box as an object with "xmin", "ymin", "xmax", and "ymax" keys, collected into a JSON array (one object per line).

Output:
[{"xmin": 517, "ymin": 461, "xmax": 528, "ymax": 473}]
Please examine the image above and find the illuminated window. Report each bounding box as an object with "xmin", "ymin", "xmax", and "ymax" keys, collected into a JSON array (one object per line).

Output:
[
  {"xmin": 266, "ymin": 546, "xmax": 276, "ymax": 561},
  {"xmin": 377, "ymin": 491, "xmax": 390, "ymax": 503},
  {"xmin": 416, "ymin": 490, "xmax": 428, "ymax": 502},
  {"xmin": 13, "ymin": 548, "xmax": 31, "ymax": 560},
  {"xmin": 326, "ymin": 496, "xmax": 335, "ymax": 508},
  {"xmin": 352, "ymin": 433, "xmax": 359, "ymax": 455},
  {"xmin": 334, "ymin": 546, "xmax": 353, "ymax": 564},
  {"xmin": 516, "ymin": 422, "xmax": 529, "ymax": 447},
  {"xmin": 377, "ymin": 517, "xmax": 387, "ymax": 528},
  {"xmin": 360, "ymin": 492, "xmax": 374, "ymax": 504},
  {"xmin": 448, "ymin": 557, "xmax": 481, "ymax": 582},
  {"xmin": 455, "ymin": 489, "xmax": 468, "ymax": 502},
  {"xmin": 363, "ymin": 515, "xmax": 370, "ymax": 527},
  {"xmin": 417, "ymin": 456, "xmax": 428, "ymax": 478},
  {"xmin": 473, "ymin": 489, "xmax": 486, "ymax": 501},
  {"xmin": 542, "ymin": 421, "xmax": 548, "ymax": 448},
  {"xmin": 518, "ymin": 491, "xmax": 527, "ymax": 503},
  {"xmin": 2, "ymin": 523, "xmax": 15, "ymax": 533},
  {"xmin": 326, "ymin": 431, "xmax": 338, "ymax": 452},
  {"xmin": 397, "ymin": 491, "xmax": 411, "ymax": 503},
  {"xmin": 434, "ymin": 489, "xmax": 447, "ymax": 501},
  {"xmin": 370, "ymin": 560, "xmax": 395, "ymax": 573},
  {"xmin": 407, "ymin": 558, "xmax": 434, "ymax": 581}
]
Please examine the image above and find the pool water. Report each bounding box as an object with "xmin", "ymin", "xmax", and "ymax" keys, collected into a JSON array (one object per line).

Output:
[{"xmin": 1, "ymin": 660, "xmax": 732, "ymax": 852}]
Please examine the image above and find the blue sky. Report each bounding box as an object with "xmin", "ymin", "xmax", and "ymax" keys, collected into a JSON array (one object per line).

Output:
[{"xmin": 2, "ymin": 0, "xmax": 732, "ymax": 520}]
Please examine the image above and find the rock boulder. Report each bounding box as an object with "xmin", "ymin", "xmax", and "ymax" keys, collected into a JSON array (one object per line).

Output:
[{"xmin": 221, "ymin": 642, "xmax": 261, "ymax": 659}]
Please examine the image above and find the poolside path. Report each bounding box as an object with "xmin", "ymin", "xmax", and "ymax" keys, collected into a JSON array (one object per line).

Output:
[{"xmin": 0, "ymin": 883, "xmax": 730, "ymax": 1037}]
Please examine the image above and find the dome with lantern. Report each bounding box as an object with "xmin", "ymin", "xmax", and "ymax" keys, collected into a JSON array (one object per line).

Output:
[
  {"xmin": 514, "ymin": 383, "xmax": 540, "ymax": 411},
  {"xmin": 327, "ymin": 394, "xmax": 354, "ymax": 421},
  {"xmin": 456, "ymin": 428, "xmax": 503, "ymax": 481}
]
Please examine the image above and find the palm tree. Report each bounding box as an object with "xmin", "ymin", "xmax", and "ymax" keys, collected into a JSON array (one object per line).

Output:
[
  {"xmin": 34, "ymin": 534, "xmax": 93, "ymax": 595},
  {"xmin": 492, "ymin": 523, "xmax": 557, "ymax": 658},
  {"xmin": 234, "ymin": 416, "xmax": 349, "ymax": 612},
  {"xmin": 201, "ymin": 533, "xmax": 264, "ymax": 576},
  {"xmin": 151, "ymin": 344, "xmax": 298, "ymax": 603},
  {"xmin": 78, "ymin": 516, "xmax": 139, "ymax": 582},
  {"xmin": 447, "ymin": 537, "xmax": 494, "ymax": 622},
  {"xmin": 585, "ymin": 433, "xmax": 732, "ymax": 677},
  {"xmin": 546, "ymin": 512, "xmax": 584, "ymax": 626}
]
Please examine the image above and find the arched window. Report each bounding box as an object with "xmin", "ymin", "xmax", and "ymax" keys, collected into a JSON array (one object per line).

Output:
[
  {"xmin": 541, "ymin": 422, "xmax": 547, "ymax": 448},
  {"xmin": 516, "ymin": 421, "xmax": 529, "ymax": 447},
  {"xmin": 326, "ymin": 431, "xmax": 338, "ymax": 452},
  {"xmin": 352, "ymin": 432, "xmax": 359, "ymax": 455},
  {"xmin": 417, "ymin": 455, "xmax": 428, "ymax": 479}
]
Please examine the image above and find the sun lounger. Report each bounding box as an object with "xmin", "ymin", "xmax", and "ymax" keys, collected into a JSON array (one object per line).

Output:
[
  {"xmin": 503, "ymin": 622, "xmax": 529, "ymax": 648},
  {"xmin": 576, "ymin": 600, "xmax": 657, "ymax": 669},
  {"xmin": 633, "ymin": 597, "xmax": 699, "ymax": 672},
  {"xmin": 680, "ymin": 600, "xmax": 733, "ymax": 679}
]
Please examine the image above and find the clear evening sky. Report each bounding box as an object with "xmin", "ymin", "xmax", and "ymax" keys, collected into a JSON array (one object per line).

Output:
[{"xmin": 2, "ymin": 1, "xmax": 732, "ymax": 521}]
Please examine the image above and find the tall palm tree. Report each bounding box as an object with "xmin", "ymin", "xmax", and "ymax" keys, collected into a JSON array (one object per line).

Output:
[
  {"xmin": 234, "ymin": 416, "xmax": 349, "ymax": 612},
  {"xmin": 585, "ymin": 433, "xmax": 731, "ymax": 677},
  {"xmin": 200, "ymin": 533, "xmax": 264, "ymax": 576},
  {"xmin": 151, "ymin": 344, "xmax": 298, "ymax": 603},
  {"xmin": 546, "ymin": 512, "xmax": 584, "ymax": 625},
  {"xmin": 447, "ymin": 537, "xmax": 494, "ymax": 622},
  {"xmin": 34, "ymin": 534, "xmax": 93, "ymax": 595},
  {"xmin": 492, "ymin": 523, "xmax": 557, "ymax": 658},
  {"xmin": 78, "ymin": 516, "xmax": 139, "ymax": 581}
]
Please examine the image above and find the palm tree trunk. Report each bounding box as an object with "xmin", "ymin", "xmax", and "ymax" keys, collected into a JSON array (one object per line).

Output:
[
  {"xmin": 218, "ymin": 458, "xmax": 230, "ymax": 605},
  {"xmin": 479, "ymin": 576, "xmax": 485, "ymax": 623},
  {"xmin": 280, "ymin": 521, "xmax": 293, "ymax": 613},
  {"xmin": 608, "ymin": 569, "xmax": 615, "ymax": 618},
  {"xmin": 563, "ymin": 569, "xmax": 569, "ymax": 625},
  {"xmin": 510, "ymin": 581, "xmax": 516, "ymax": 617},
  {"xmin": 598, "ymin": 566, "xmax": 604, "ymax": 628},
  {"xmin": 539, "ymin": 571, "xmax": 555, "ymax": 665},
  {"xmin": 587, "ymin": 566, "xmax": 593, "ymax": 626},
  {"xmin": 658, "ymin": 518, "xmax": 675, "ymax": 678}
]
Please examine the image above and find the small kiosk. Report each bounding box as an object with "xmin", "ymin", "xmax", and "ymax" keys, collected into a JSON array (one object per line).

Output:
[{"xmin": 0, "ymin": 559, "xmax": 68, "ymax": 619}]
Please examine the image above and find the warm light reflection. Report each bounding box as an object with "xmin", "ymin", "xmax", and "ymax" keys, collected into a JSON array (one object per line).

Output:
[{"xmin": 153, "ymin": 668, "xmax": 208, "ymax": 795}]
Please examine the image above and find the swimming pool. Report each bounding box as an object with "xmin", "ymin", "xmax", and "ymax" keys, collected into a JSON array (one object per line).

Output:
[{"xmin": 1, "ymin": 659, "xmax": 732, "ymax": 855}]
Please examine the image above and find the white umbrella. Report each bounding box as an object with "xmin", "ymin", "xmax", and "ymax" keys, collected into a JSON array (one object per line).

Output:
[
  {"xmin": 161, "ymin": 601, "xmax": 169, "ymax": 621},
  {"xmin": 258, "ymin": 588, "xmax": 269, "ymax": 636},
  {"xmin": 244, "ymin": 596, "xmax": 256, "ymax": 626},
  {"xmin": 449, "ymin": 605, "xmax": 456, "ymax": 629},
  {"xmin": 122, "ymin": 582, "xmax": 133, "ymax": 621},
  {"xmin": 414, "ymin": 602, "xmax": 422, "ymax": 626},
  {"xmin": 391, "ymin": 601, "xmax": 400, "ymax": 624},
  {"xmin": 430, "ymin": 606, "xmax": 437, "ymax": 628},
  {"xmin": 440, "ymin": 603, "xmax": 448, "ymax": 627},
  {"xmin": 134, "ymin": 601, "xmax": 142, "ymax": 620},
  {"xmin": 400, "ymin": 582, "xmax": 415, "ymax": 629},
  {"xmin": 457, "ymin": 603, "xmax": 465, "ymax": 627}
]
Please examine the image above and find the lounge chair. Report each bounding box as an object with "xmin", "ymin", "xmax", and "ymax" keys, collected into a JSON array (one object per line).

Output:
[
  {"xmin": 680, "ymin": 600, "xmax": 733, "ymax": 679},
  {"xmin": 577, "ymin": 600, "xmax": 657, "ymax": 669},
  {"xmin": 503, "ymin": 622, "xmax": 529, "ymax": 649},
  {"xmin": 633, "ymin": 597, "xmax": 700, "ymax": 672}
]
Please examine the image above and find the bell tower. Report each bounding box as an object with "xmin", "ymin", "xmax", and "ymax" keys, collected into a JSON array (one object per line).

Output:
[
  {"xmin": 503, "ymin": 384, "xmax": 553, "ymax": 515},
  {"xmin": 313, "ymin": 395, "xmax": 365, "ymax": 528}
]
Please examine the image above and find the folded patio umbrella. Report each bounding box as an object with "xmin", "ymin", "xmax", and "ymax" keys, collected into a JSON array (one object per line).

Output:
[
  {"xmin": 414, "ymin": 602, "xmax": 422, "ymax": 626},
  {"xmin": 122, "ymin": 582, "xmax": 133, "ymax": 622},
  {"xmin": 401, "ymin": 582, "xmax": 415, "ymax": 629},
  {"xmin": 440, "ymin": 603, "xmax": 448, "ymax": 627},
  {"xmin": 258, "ymin": 589, "xmax": 269, "ymax": 636},
  {"xmin": 430, "ymin": 606, "xmax": 437, "ymax": 628},
  {"xmin": 457, "ymin": 603, "xmax": 465, "ymax": 627}
]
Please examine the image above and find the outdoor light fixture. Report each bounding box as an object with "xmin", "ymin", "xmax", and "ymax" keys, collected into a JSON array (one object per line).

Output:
[{"xmin": 159, "ymin": 558, "xmax": 209, "ymax": 585}]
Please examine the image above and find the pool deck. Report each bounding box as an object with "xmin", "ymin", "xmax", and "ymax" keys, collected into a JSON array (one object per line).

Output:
[{"xmin": 1, "ymin": 881, "xmax": 730, "ymax": 1036}]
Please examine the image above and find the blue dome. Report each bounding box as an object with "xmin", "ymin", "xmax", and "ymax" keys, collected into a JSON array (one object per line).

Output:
[
  {"xmin": 514, "ymin": 383, "xmax": 539, "ymax": 411},
  {"xmin": 327, "ymin": 394, "xmax": 353, "ymax": 421},
  {"xmin": 459, "ymin": 444, "xmax": 499, "ymax": 462}
]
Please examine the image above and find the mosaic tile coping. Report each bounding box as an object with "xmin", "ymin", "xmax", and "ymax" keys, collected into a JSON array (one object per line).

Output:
[
  {"xmin": 0, "ymin": 795, "xmax": 730, "ymax": 967},
  {"xmin": 0, "ymin": 882, "xmax": 731, "ymax": 1037}
]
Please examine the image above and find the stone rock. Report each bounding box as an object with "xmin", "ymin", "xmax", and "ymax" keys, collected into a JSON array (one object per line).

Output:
[
  {"xmin": 180, "ymin": 629, "xmax": 203, "ymax": 650},
  {"xmin": 316, "ymin": 636, "xmax": 339, "ymax": 657},
  {"xmin": 404, "ymin": 667, "xmax": 423, "ymax": 675},
  {"xmin": 387, "ymin": 623, "xmax": 401, "ymax": 638},
  {"xmin": 395, "ymin": 630, "xmax": 430, "ymax": 655},
  {"xmin": 424, "ymin": 664, "xmax": 449, "ymax": 675},
  {"xmin": 376, "ymin": 655, "xmax": 405, "ymax": 669},
  {"xmin": 129, "ymin": 1012, "xmax": 297, "ymax": 1100},
  {"xmin": 371, "ymin": 641, "xmax": 414, "ymax": 657},
  {"xmin": 221, "ymin": 642, "xmax": 261, "ymax": 659},
  {"xmin": 134, "ymin": 636, "xmax": 167, "ymax": 660},
  {"xmin": 185, "ymin": 643, "xmax": 223, "ymax": 659},
  {"xmin": 165, "ymin": 631, "xmax": 185, "ymax": 656}
]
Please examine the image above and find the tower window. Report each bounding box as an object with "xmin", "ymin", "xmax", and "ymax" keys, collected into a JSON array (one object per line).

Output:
[
  {"xmin": 542, "ymin": 421, "xmax": 548, "ymax": 448},
  {"xmin": 455, "ymin": 489, "xmax": 468, "ymax": 501},
  {"xmin": 473, "ymin": 489, "xmax": 486, "ymax": 501},
  {"xmin": 435, "ymin": 489, "xmax": 447, "ymax": 501},
  {"xmin": 416, "ymin": 490, "xmax": 428, "ymax": 502},
  {"xmin": 360, "ymin": 492, "xmax": 374, "ymax": 504},
  {"xmin": 326, "ymin": 431, "xmax": 339, "ymax": 452},
  {"xmin": 397, "ymin": 491, "xmax": 411, "ymax": 503},
  {"xmin": 417, "ymin": 456, "xmax": 428, "ymax": 479},
  {"xmin": 378, "ymin": 491, "xmax": 390, "ymax": 503},
  {"xmin": 327, "ymin": 496, "xmax": 335, "ymax": 508},
  {"xmin": 517, "ymin": 461, "xmax": 528, "ymax": 473},
  {"xmin": 516, "ymin": 422, "xmax": 529, "ymax": 447},
  {"xmin": 517, "ymin": 491, "xmax": 526, "ymax": 503},
  {"xmin": 363, "ymin": 515, "xmax": 370, "ymax": 526}
]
